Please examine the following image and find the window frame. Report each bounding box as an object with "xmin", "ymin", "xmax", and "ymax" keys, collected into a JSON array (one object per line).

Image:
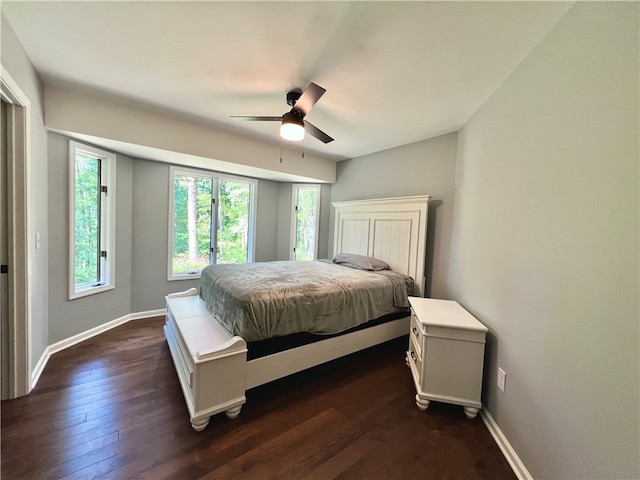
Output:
[
  {"xmin": 68, "ymin": 141, "xmax": 116, "ymax": 300},
  {"xmin": 290, "ymin": 184, "xmax": 321, "ymax": 261},
  {"xmin": 167, "ymin": 165, "xmax": 257, "ymax": 281}
]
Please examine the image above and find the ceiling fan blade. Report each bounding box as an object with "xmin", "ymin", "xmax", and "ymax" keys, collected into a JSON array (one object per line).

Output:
[
  {"xmin": 292, "ymin": 82, "xmax": 326, "ymax": 117},
  {"xmin": 230, "ymin": 116, "xmax": 282, "ymax": 121},
  {"xmin": 304, "ymin": 121, "xmax": 334, "ymax": 144}
]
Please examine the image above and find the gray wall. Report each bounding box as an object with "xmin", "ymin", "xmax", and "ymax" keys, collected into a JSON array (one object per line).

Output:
[
  {"xmin": 276, "ymin": 184, "xmax": 289, "ymax": 260},
  {"xmin": 449, "ymin": 3, "xmax": 639, "ymax": 479},
  {"xmin": 330, "ymin": 132, "xmax": 458, "ymax": 299},
  {"xmin": 318, "ymin": 184, "xmax": 331, "ymax": 259},
  {"xmin": 47, "ymin": 132, "xmax": 133, "ymax": 343},
  {"xmin": 254, "ymin": 180, "xmax": 280, "ymax": 262},
  {"xmin": 1, "ymin": 14, "xmax": 49, "ymax": 371},
  {"xmin": 130, "ymin": 159, "xmax": 194, "ymax": 312}
]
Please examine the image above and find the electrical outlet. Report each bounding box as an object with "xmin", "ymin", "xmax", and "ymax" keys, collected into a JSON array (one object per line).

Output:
[{"xmin": 497, "ymin": 367, "xmax": 506, "ymax": 392}]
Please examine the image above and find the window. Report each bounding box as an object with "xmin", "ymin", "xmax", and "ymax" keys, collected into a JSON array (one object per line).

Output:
[
  {"xmin": 168, "ymin": 166, "xmax": 256, "ymax": 280},
  {"xmin": 290, "ymin": 184, "xmax": 320, "ymax": 261},
  {"xmin": 69, "ymin": 141, "xmax": 116, "ymax": 299}
]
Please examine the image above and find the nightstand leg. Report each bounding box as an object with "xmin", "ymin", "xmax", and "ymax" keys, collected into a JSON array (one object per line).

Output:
[
  {"xmin": 225, "ymin": 405, "xmax": 242, "ymax": 419},
  {"xmin": 415, "ymin": 394, "xmax": 430, "ymax": 411},
  {"xmin": 463, "ymin": 407, "xmax": 479, "ymax": 419},
  {"xmin": 190, "ymin": 417, "xmax": 210, "ymax": 431}
]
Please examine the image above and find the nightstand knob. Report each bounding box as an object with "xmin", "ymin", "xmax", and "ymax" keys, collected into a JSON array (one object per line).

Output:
[
  {"xmin": 410, "ymin": 351, "xmax": 417, "ymax": 363},
  {"xmin": 412, "ymin": 326, "xmax": 419, "ymax": 336}
]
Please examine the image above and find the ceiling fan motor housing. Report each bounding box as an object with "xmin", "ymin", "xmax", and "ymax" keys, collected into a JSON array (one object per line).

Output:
[{"xmin": 286, "ymin": 89, "xmax": 302, "ymax": 106}]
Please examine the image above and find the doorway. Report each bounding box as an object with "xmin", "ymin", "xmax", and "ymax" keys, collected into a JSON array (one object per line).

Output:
[{"xmin": 1, "ymin": 69, "xmax": 31, "ymax": 400}]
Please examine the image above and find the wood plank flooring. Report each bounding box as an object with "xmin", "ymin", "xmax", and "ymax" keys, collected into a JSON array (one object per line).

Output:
[{"xmin": 1, "ymin": 317, "xmax": 516, "ymax": 479}]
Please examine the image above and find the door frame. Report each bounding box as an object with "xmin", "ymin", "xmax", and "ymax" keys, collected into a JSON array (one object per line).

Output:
[{"xmin": 1, "ymin": 66, "xmax": 32, "ymax": 399}]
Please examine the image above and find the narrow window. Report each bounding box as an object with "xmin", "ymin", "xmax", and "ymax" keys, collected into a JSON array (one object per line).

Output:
[
  {"xmin": 290, "ymin": 184, "xmax": 321, "ymax": 261},
  {"xmin": 69, "ymin": 141, "xmax": 116, "ymax": 299},
  {"xmin": 168, "ymin": 167, "xmax": 256, "ymax": 280},
  {"xmin": 217, "ymin": 179, "xmax": 252, "ymax": 264},
  {"xmin": 171, "ymin": 173, "xmax": 213, "ymax": 276}
]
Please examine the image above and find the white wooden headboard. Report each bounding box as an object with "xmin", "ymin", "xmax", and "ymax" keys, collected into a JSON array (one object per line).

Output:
[{"xmin": 332, "ymin": 195, "xmax": 431, "ymax": 297}]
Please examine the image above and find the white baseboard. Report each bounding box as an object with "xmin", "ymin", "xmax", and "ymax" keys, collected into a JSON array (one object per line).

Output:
[
  {"xmin": 30, "ymin": 308, "xmax": 166, "ymax": 389},
  {"xmin": 30, "ymin": 349, "xmax": 50, "ymax": 392},
  {"xmin": 480, "ymin": 409, "xmax": 532, "ymax": 480}
]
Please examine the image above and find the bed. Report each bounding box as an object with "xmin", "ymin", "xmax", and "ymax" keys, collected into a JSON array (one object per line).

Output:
[{"xmin": 164, "ymin": 195, "xmax": 430, "ymax": 431}]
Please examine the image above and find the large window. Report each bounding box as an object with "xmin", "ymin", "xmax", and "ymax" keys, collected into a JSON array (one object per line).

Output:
[
  {"xmin": 168, "ymin": 166, "xmax": 256, "ymax": 280},
  {"xmin": 290, "ymin": 184, "xmax": 320, "ymax": 261},
  {"xmin": 69, "ymin": 141, "xmax": 116, "ymax": 299}
]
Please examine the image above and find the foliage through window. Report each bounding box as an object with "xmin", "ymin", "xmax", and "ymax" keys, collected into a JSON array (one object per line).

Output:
[
  {"xmin": 217, "ymin": 179, "xmax": 251, "ymax": 264},
  {"xmin": 74, "ymin": 153, "xmax": 100, "ymax": 285},
  {"xmin": 291, "ymin": 185, "xmax": 320, "ymax": 261},
  {"xmin": 69, "ymin": 141, "xmax": 116, "ymax": 299},
  {"xmin": 169, "ymin": 167, "xmax": 255, "ymax": 279}
]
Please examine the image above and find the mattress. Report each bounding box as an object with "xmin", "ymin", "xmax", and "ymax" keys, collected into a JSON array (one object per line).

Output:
[{"xmin": 199, "ymin": 260, "xmax": 414, "ymax": 342}]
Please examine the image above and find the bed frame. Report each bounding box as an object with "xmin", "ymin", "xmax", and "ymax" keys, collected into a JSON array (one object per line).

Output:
[{"xmin": 164, "ymin": 195, "xmax": 430, "ymax": 431}]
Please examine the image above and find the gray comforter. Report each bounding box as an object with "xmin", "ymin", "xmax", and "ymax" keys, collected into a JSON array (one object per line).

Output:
[{"xmin": 199, "ymin": 260, "xmax": 414, "ymax": 342}]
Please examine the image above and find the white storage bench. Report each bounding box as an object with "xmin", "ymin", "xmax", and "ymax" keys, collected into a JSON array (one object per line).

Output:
[{"xmin": 164, "ymin": 288, "xmax": 247, "ymax": 431}]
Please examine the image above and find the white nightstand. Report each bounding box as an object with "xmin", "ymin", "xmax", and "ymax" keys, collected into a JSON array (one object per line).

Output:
[{"xmin": 406, "ymin": 297, "xmax": 488, "ymax": 419}]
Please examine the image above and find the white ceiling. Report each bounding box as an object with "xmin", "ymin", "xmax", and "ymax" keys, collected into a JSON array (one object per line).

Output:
[{"xmin": 2, "ymin": 1, "xmax": 573, "ymax": 161}]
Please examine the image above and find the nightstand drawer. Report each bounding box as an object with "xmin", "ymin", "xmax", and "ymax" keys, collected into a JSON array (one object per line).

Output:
[
  {"xmin": 407, "ymin": 335, "xmax": 422, "ymax": 374},
  {"xmin": 410, "ymin": 311, "xmax": 424, "ymax": 357}
]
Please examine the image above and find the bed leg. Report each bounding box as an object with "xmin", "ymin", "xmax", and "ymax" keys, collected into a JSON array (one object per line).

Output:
[
  {"xmin": 225, "ymin": 405, "xmax": 242, "ymax": 419},
  {"xmin": 190, "ymin": 417, "xmax": 210, "ymax": 432}
]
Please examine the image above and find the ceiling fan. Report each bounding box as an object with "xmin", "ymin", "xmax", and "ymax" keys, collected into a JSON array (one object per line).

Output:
[{"xmin": 230, "ymin": 82, "xmax": 334, "ymax": 144}]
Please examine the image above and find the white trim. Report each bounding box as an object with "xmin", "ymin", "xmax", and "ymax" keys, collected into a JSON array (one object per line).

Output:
[
  {"xmin": 0, "ymin": 65, "xmax": 32, "ymax": 398},
  {"xmin": 48, "ymin": 308, "xmax": 166, "ymax": 355},
  {"xmin": 480, "ymin": 409, "xmax": 532, "ymax": 480},
  {"xmin": 30, "ymin": 308, "xmax": 167, "ymax": 390},
  {"xmin": 128, "ymin": 308, "xmax": 166, "ymax": 321},
  {"xmin": 30, "ymin": 348, "xmax": 49, "ymax": 391}
]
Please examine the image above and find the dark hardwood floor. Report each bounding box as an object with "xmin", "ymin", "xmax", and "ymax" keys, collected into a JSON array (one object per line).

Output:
[{"xmin": 1, "ymin": 317, "xmax": 515, "ymax": 479}]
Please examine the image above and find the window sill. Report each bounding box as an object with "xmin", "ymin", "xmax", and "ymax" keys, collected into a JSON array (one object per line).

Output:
[
  {"xmin": 168, "ymin": 273, "xmax": 202, "ymax": 282},
  {"xmin": 69, "ymin": 283, "xmax": 115, "ymax": 300}
]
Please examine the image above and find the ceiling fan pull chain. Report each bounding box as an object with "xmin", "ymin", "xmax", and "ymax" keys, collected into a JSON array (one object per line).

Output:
[{"xmin": 280, "ymin": 138, "xmax": 283, "ymax": 163}]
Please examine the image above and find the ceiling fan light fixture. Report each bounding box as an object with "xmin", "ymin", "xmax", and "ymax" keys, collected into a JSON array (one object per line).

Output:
[{"xmin": 280, "ymin": 112, "xmax": 305, "ymax": 141}]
